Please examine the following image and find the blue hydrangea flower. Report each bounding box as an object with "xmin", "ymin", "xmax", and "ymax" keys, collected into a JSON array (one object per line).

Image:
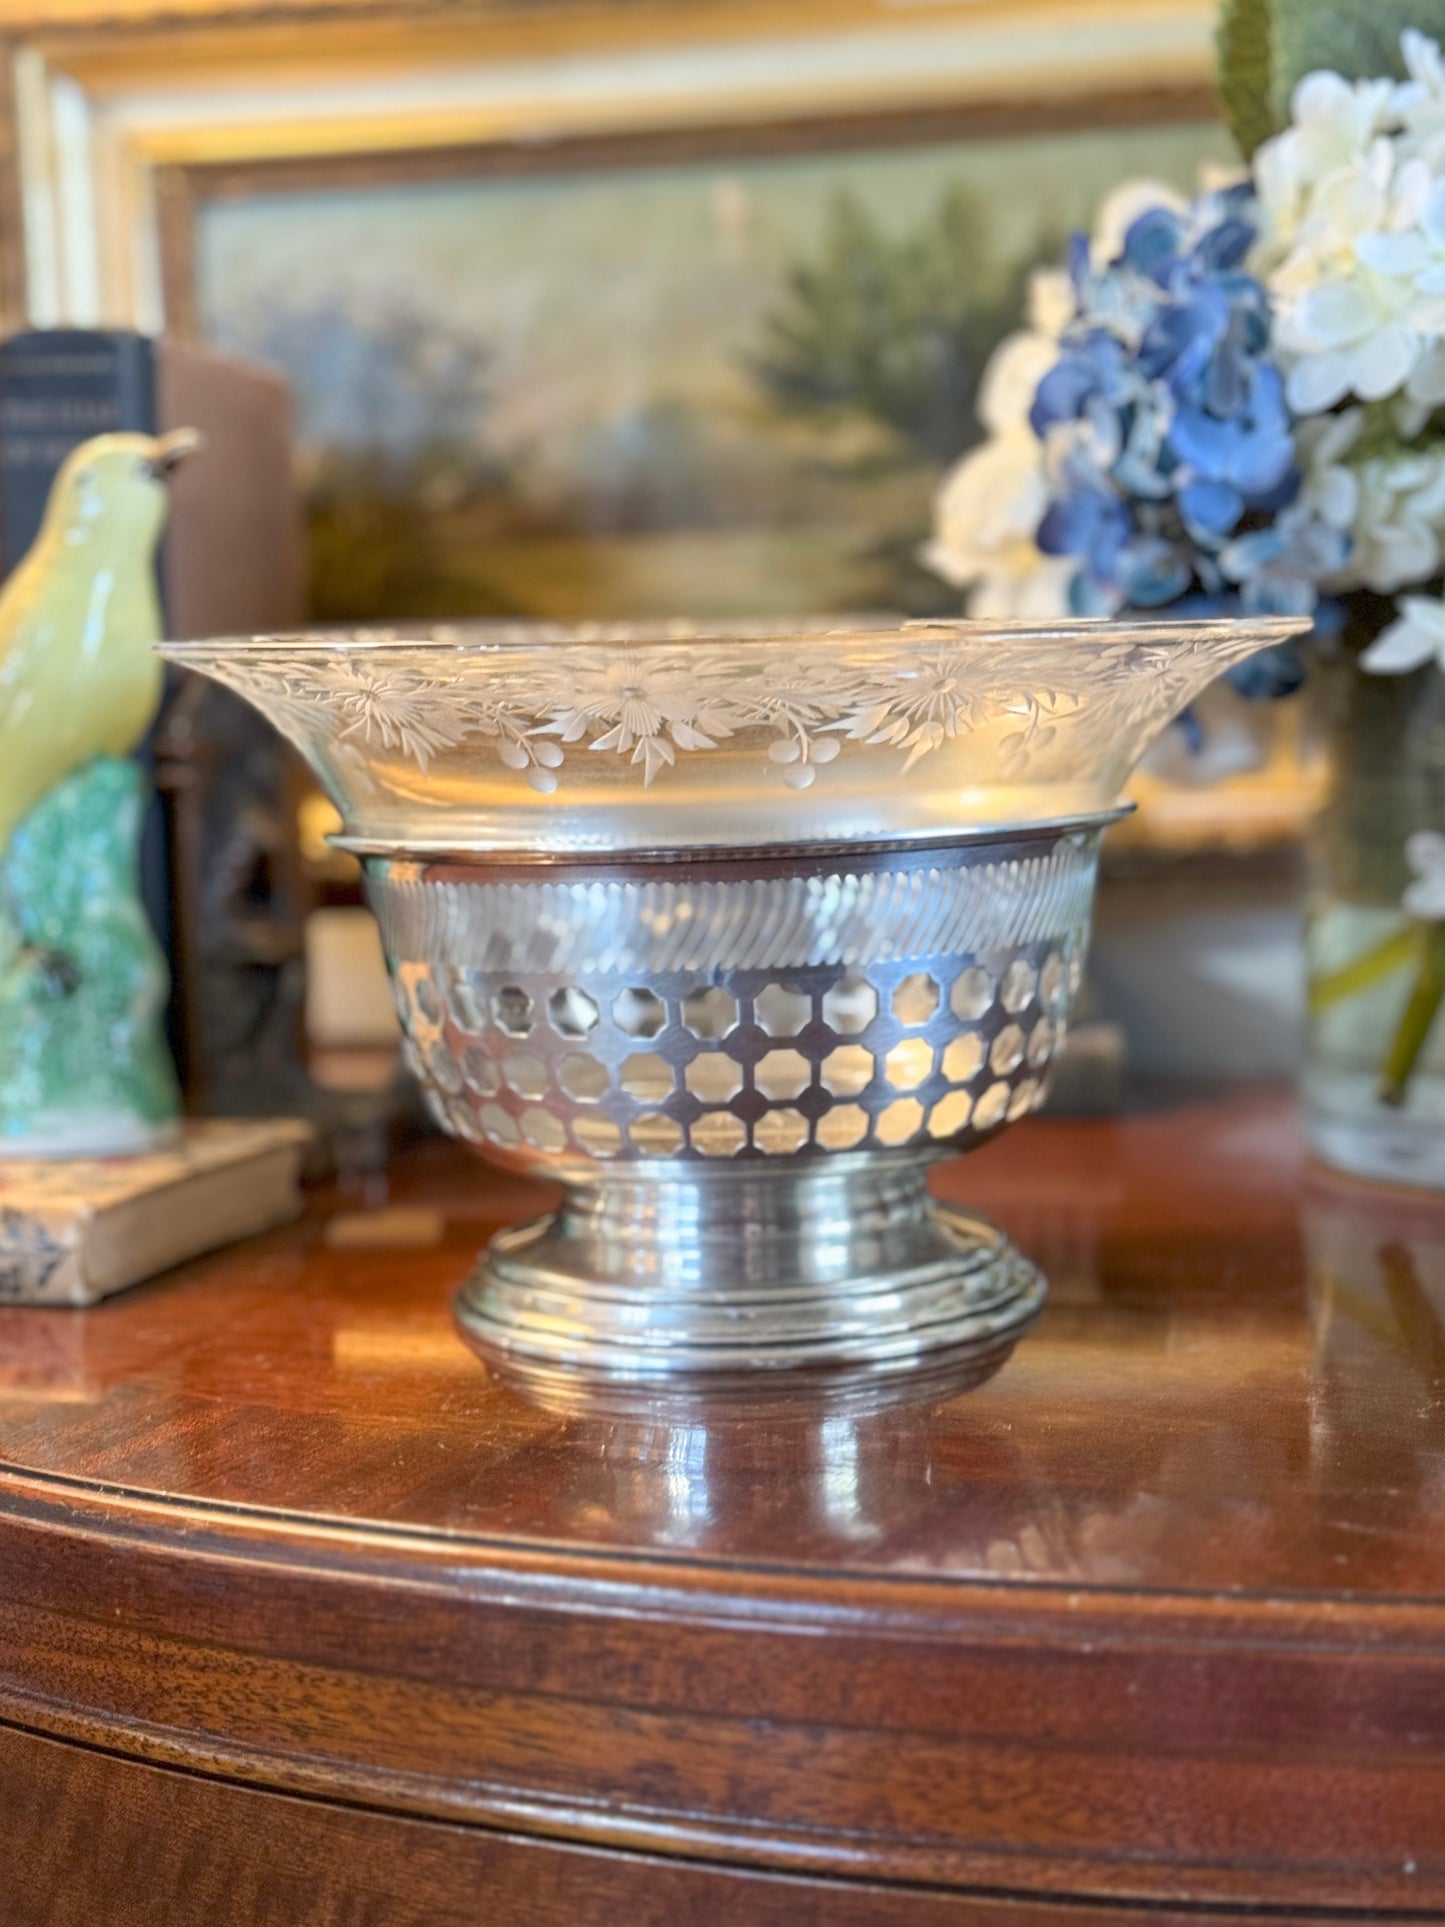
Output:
[{"xmin": 1027, "ymin": 185, "xmax": 1348, "ymax": 694}]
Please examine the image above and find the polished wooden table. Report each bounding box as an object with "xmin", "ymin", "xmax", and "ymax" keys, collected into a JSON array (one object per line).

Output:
[{"xmin": 4, "ymin": 1089, "xmax": 1445, "ymax": 1924}]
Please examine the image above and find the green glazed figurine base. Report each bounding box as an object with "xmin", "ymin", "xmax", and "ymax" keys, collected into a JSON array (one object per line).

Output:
[{"xmin": 0, "ymin": 756, "xmax": 179, "ymax": 1159}]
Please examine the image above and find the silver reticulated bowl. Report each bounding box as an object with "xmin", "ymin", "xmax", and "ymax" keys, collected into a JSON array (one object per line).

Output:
[{"xmin": 162, "ymin": 615, "xmax": 1300, "ymax": 1392}]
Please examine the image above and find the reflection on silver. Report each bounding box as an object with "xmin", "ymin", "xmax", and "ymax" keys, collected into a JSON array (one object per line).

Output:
[{"xmin": 362, "ymin": 825, "xmax": 1093, "ymax": 1383}]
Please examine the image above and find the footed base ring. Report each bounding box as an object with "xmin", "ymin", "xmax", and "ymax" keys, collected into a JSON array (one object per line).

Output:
[{"xmin": 455, "ymin": 1154, "xmax": 1046, "ymax": 1385}]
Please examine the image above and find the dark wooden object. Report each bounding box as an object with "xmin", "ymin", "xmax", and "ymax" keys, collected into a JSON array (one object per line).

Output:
[{"xmin": 3, "ymin": 1089, "xmax": 1445, "ymax": 1923}]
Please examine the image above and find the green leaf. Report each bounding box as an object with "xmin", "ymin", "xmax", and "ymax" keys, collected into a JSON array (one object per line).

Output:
[
  {"xmin": 1272, "ymin": 0, "xmax": 1445, "ymax": 119},
  {"xmin": 1216, "ymin": 0, "xmax": 1279, "ymax": 159}
]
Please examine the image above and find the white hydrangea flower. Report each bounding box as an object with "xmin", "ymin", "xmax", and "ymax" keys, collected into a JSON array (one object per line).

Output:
[
  {"xmin": 1025, "ymin": 265, "xmax": 1073, "ymax": 340},
  {"xmin": 1403, "ymin": 829, "xmax": 1445, "ymax": 920},
  {"xmin": 922, "ymin": 420, "xmax": 1072, "ymax": 617},
  {"xmin": 1267, "ymin": 143, "xmax": 1437, "ymax": 414},
  {"xmin": 1396, "ymin": 29, "xmax": 1445, "ymax": 168},
  {"xmin": 1251, "ymin": 38, "xmax": 1445, "ymax": 420},
  {"xmin": 1254, "ymin": 71, "xmax": 1404, "ymax": 256},
  {"xmin": 1348, "ymin": 447, "xmax": 1445, "ymax": 589},
  {"xmin": 1301, "ymin": 409, "xmax": 1445, "ymax": 590},
  {"xmin": 975, "ymin": 329, "xmax": 1058, "ymax": 436},
  {"xmin": 1360, "ymin": 592, "xmax": 1445, "ymax": 671},
  {"xmin": 1296, "ymin": 406, "xmax": 1366, "ymax": 528}
]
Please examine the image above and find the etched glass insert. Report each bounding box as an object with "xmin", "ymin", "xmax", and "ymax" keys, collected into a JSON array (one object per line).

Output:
[{"xmin": 160, "ymin": 616, "xmax": 1303, "ymax": 856}]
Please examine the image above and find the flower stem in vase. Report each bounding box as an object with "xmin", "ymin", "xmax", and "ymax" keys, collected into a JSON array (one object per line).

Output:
[
  {"xmin": 1380, "ymin": 924, "xmax": 1445, "ymax": 1107},
  {"xmin": 1309, "ymin": 922, "xmax": 1420, "ymax": 1015}
]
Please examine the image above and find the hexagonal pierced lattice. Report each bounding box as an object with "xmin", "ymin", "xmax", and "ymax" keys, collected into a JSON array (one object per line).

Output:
[
  {"xmin": 692, "ymin": 1112, "xmax": 747, "ymax": 1157},
  {"xmin": 754, "ymin": 1109, "xmax": 810, "ymax": 1154},
  {"xmin": 989, "ymin": 1026, "xmax": 1025, "ymax": 1077},
  {"xmin": 756, "ymin": 982, "xmax": 811, "ymax": 1036},
  {"xmin": 502, "ymin": 1052, "xmax": 549, "ymax": 1100},
  {"xmin": 559, "ymin": 1053, "xmax": 609, "ymax": 1102},
  {"xmin": 756, "ymin": 1049, "xmax": 811, "ymax": 1101},
  {"xmin": 620, "ymin": 1052, "xmax": 673, "ymax": 1102},
  {"xmin": 493, "ymin": 986, "xmax": 534, "ymax": 1037},
  {"xmin": 631, "ymin": 1112, "xmax": 685, "ymax": 1156},
  {"xmin": 884, "ymin": 1039, "xmax": 934, "ymax": 1092},
  {"xmin": 461, "ymin": 1045, "xmax": 501, "ymax": 1097},
  {"xmin": 1027, "ymin": 1017, "xmax": 1056, "ymax": 1069},
  {"xmin": 950, "ymin": 967, "xmax": 993, "ymax": 1022},
  {"xmin": 614, "ymin": 987, "xmax": 666, "ymax": 1038},
  {"xmin": 876, "ymin": 1097, "xmax": 925, "ymax": 1147},
  {"xmin": 816, "ymin": 1104, "xmax": 868, "ymax": 1151},
  {"xmin": 821, "ymin": 1044, "xmax": 873, "ymax": 1098},
  {"xmin": 821, "ymin": 976, "xmax": 877, "ymax": 1037},
  {"xmin": 1000, "ymin": 959, "xmax": 1036, "ymax": 1014},
  {"xmin": 573, "ymin": 1114, "xmax": 622, "ymax": 1157},
  {"xmin": 686, "ymin": 1056, "xmax": 743, "ymax": 1103},
  {"xmin": 372, "ymin": 827, "xmax": 1094, "ymax": 1170},
  {"xmin": 929, "ymin": 1090, "xmax": 974, "ymax": 1139},
  {"xmin": 428, "ymin": 1040, "xmax": 464, "ymax": 1095},
  {"xmin": 941, "ymin": 1035, "xmax": 983, "ymax": 1084},
  {"xmin": 891, "ymin": 973, "xmax": 940, "ymax": 1026},
  {"xmin": 549, "ymin": 985, "xmax": 600, "ymax": 1038},
  {"xmin": 444, "ymin": 970, "xmax": 488, "ymax": 1034},
  {"xmin": 521, "ymin": 1106, "xmax": 566, "ymax": 1151},
  {"xmin": 479, "ymin": 1103, "xmax": 520, "ymax": 1147},
  {"xmin": 682, "ymin": 986, "xmax": 738, "ymax": 1039}
]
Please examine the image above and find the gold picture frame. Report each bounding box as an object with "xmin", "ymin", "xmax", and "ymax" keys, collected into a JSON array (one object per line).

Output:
[{"xmin": 0, "ymin": 0, "xmax": 1216, "ymax": 332}]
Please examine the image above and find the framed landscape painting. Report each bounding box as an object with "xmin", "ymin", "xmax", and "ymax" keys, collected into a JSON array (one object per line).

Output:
[{"xmin": 186, "ymin": 111, "xmax": 1232, "ymax": 625}]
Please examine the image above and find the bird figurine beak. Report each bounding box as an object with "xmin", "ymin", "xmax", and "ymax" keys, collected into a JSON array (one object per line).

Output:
[{"xmin": 148, "ymin": 427, "xmax": 204, "ymax": 478}]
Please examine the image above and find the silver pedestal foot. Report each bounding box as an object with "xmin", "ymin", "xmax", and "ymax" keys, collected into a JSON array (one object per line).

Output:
[{"xmin": 454, "ymin": 1153, "xmax": 1046, "ymax": 1388}]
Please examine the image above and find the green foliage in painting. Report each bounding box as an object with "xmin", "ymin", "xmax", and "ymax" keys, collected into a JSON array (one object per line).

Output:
[
  {"xmin": 235, "ymin": 299, "xmax": 516, "ymax": 623},
  {"xmin": 750, "ymin": 188, "xmax": 1049, "ymax": 468},
  {"xmin": 1217, "ymin": 0, "xmax": 1278, "ymax": 158},
  {"xmin": 0, "ymin": 758, "xmax": 178, "ymax": 1148},
  {"xmin": 306, "ymin": 453, "xmax": 513, "ymax": 624}
]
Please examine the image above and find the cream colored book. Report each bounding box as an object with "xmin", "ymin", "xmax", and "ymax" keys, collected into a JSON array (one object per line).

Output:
[{"xmin": 0, "ymin": 1118, "xmax": 313, "ymax": 1307}]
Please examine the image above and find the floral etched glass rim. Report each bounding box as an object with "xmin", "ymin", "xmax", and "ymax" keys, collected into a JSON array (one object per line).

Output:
[{"xmin": 159, "ymin": 614, "xmax": 1307, "ymax": 856}]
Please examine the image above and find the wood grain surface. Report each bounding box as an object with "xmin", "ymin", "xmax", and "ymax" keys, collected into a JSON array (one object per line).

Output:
[{"xmin": 3, "ymin": 1090, "xmax": 1445, "ymax": 1921}]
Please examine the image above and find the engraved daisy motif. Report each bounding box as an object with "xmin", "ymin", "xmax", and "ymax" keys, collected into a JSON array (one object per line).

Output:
[
  {"xmin": 538, "ymin": 651, "xmax": 739, "ymax": 785},
  {"xmin": 838, "ymin": 647, "xmax": 983, "ymax": 770},
  {"xmin": 324, "ymin": 662, "xmax": 472, "ymax": 768},
  {"xmin": 838, "ymin": 648, "xmax": 1079, "ymax": 774}
]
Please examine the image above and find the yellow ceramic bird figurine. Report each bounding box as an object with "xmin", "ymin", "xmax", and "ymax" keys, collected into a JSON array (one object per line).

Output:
[{"xmin": 0, "ymin": 428, "xmax": 199, "ymax": 856}]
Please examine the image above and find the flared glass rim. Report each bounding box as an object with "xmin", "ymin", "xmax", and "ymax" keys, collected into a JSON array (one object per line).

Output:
[{"xmin": 159, "ymin": 613, "xmax": 1310, "ymax": 659}]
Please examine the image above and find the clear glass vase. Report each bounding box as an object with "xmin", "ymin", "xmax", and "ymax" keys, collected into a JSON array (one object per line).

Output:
[{"xmin": 1304, "ymin": 622, "xmax": 1445, "ymax": 1189}]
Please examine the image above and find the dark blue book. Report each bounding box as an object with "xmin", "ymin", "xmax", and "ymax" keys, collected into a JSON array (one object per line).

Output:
[{"xmin": 0, "ymin": 330, "xmax": 161, "ymax": 569}]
